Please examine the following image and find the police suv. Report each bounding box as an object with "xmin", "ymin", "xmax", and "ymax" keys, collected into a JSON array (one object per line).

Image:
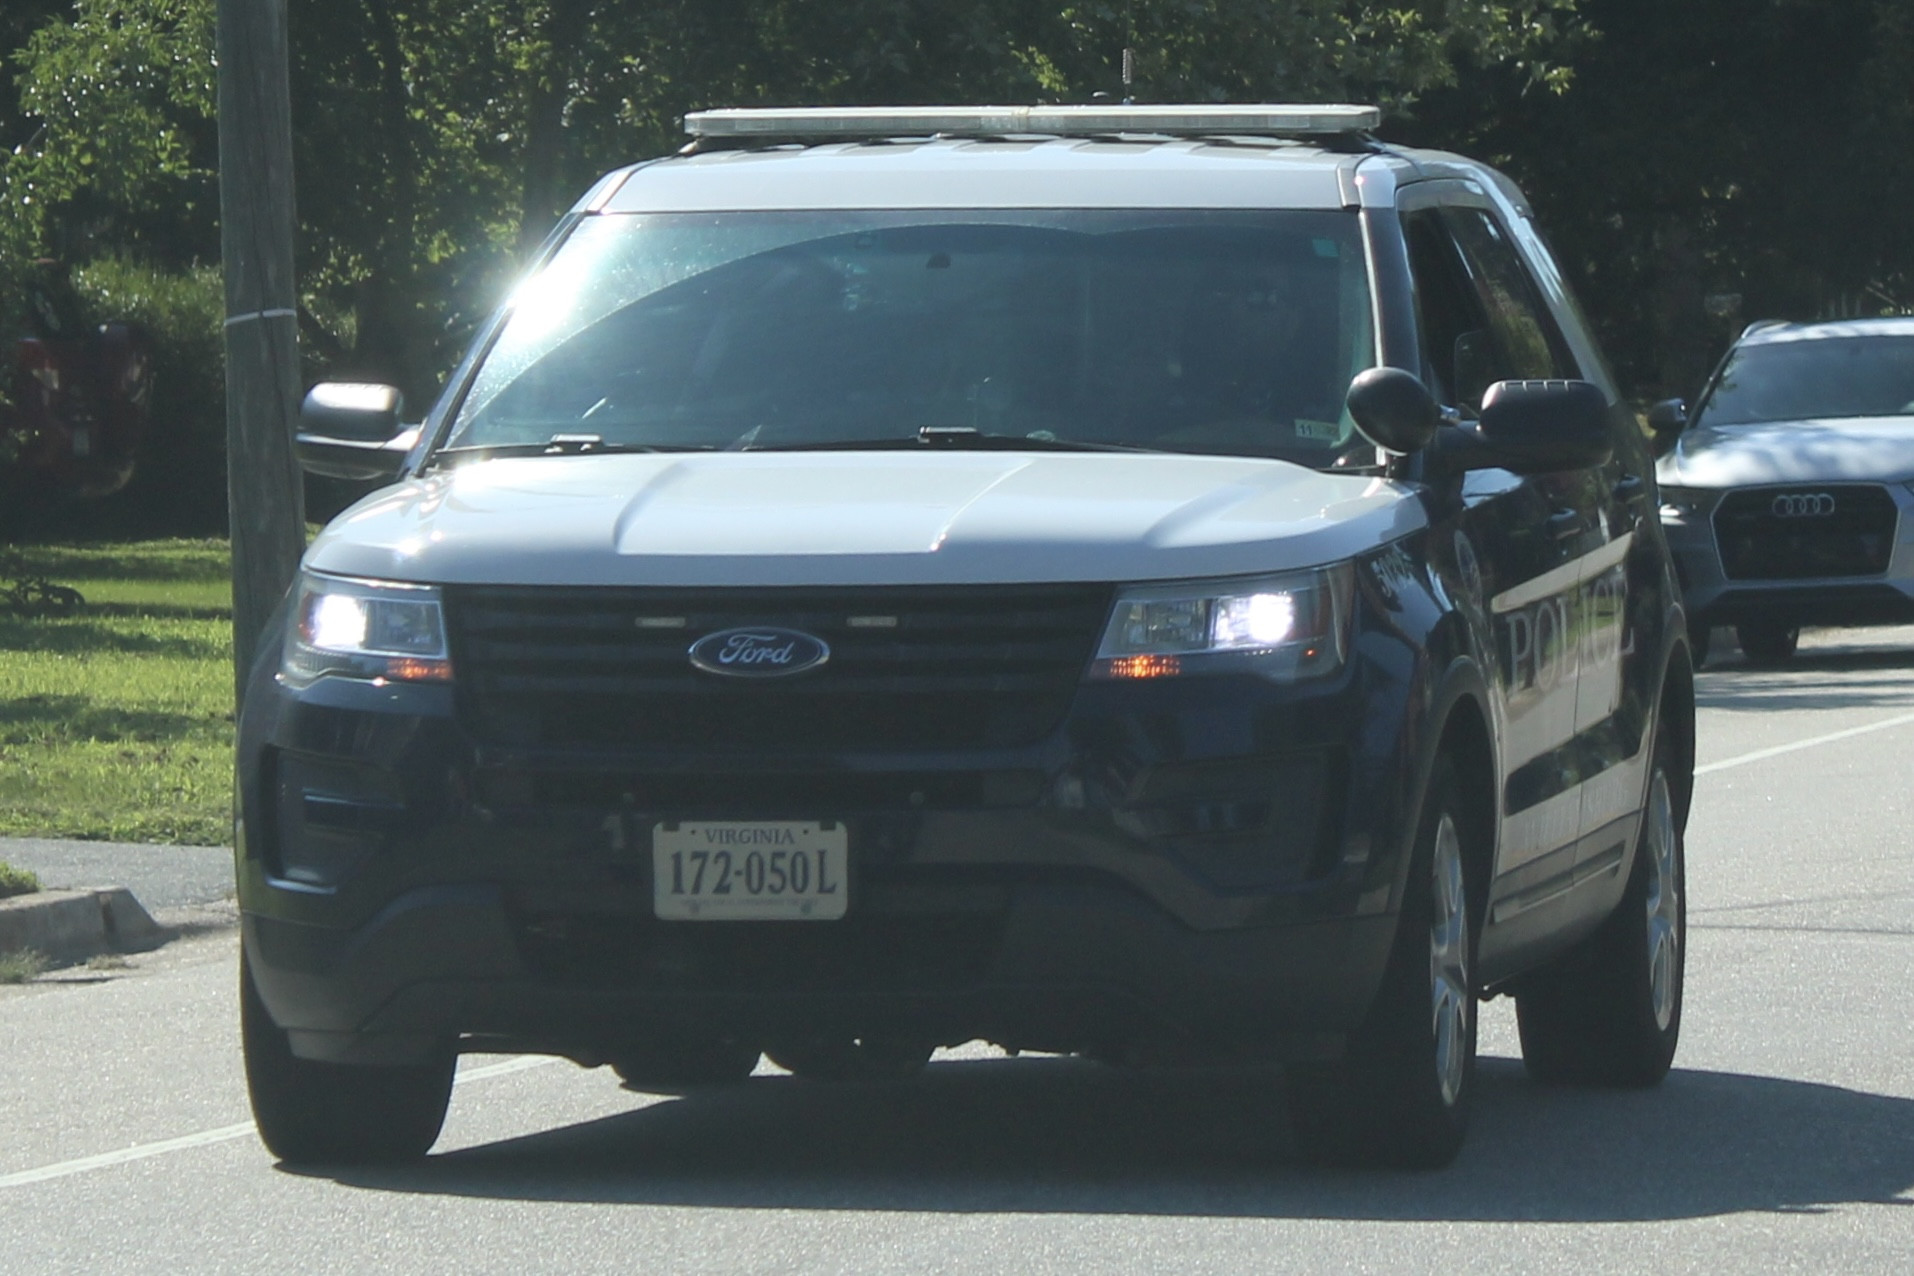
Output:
[{"xmin": 240, "ymin": 104, "xmax": 1696, "ymax": 1170}]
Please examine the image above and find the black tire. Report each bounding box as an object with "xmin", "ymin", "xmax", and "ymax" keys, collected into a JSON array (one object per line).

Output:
[
  {"xmin": 241, "ymin": 954, "xmax": 455, "ymax": 1165},
  {"xmin": 611, "ymin": 1040, "xmax": 760, "ymax": 1092},
  {"xmin": 1735, "ymin": 621, "xmax": 1798, "ymax": 663},
  {"xmin": 1516, "ymin": 733, "xmax": 1685, "ymax": 1087},
  {"xmin": 1285, "ymin": 756, "xmax": 1480, "ymax": 1169},
  {"xmin": 767, "ymin": 1037, "xmax": 933, "ymax": 1083}
]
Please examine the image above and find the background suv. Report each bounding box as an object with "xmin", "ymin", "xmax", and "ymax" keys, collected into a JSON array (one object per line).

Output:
[{"xmin": 1656, "ymin": 316, "xmax": 1914, "ymax": 662}]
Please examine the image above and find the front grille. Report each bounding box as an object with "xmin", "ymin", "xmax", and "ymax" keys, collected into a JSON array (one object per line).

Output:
[
  {"xmin": 1713, "ymin": 484, "xmax": 1898, "ymax": 580},
  {"xmin": 477, "ymin": 767, "xmax": 1047, "ymax": 812},
  {"xmin": 445, "ymin": 584, "xmax": 1111, "ymax": 752}
]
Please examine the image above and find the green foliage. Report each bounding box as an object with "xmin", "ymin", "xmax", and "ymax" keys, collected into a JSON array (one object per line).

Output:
[
  {"xmin": 0, "ymin": 862, "xmax": 40, "ymax": 898},
  {"xmin": 3, "ymin": 0, "xmax": 216, "ymax": 261},
  {"xmin": 1402, "ymin": 0, "xmax": 1914, "ymax": 398},
  {"xmin": 0, "ymin": 948, "xmax": 48, "ymax": 982},
  {"xmin": 0, "ymin": 540, "xmax": 233, "ymax": 846},
  {"xmin": 1, "ymin": 2, "xmax": 216, "ymax": 486},
  {"xmin": 29, "ymin": 0, "xmax": 1906, "ymax": 467},
  {"xmin": 2, "ymin": 0, "xmax": 1590, "ymax": 422},
  {"xmin": 70, "ymin": 256, "xmax": 229, "ymax": 533}
]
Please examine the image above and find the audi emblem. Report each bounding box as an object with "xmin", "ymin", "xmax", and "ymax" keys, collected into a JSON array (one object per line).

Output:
[{"xmin": 1771, "ymin": 492, "xmax": 1837, "ymax": 518}]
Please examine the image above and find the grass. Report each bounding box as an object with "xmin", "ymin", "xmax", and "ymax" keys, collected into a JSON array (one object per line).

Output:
[
  {"xmin": 0, "ymin": 539, "xmax": 234, "ymax": 844},
  {"xmin": 0, "ymin": 861, "xmax": 40, "ymax": 897},
  {"xmin": 0, "ymin": 949, "xmax": 48, "ymax": 984}
]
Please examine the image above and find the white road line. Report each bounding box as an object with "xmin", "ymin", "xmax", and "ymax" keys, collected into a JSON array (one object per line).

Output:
[
  {"xmin": 1696, "ymin": 708, "xmax": 1914, "ymax": 777},
  {"xmin": 0, "ymin": 1054, "xmax": 558, "ymax": 1190},
  {"xmin": 0, "ymin": 1123, "xmax": 258, "ymax": 1189}
]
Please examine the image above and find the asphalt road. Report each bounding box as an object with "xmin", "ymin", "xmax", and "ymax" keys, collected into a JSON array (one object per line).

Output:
[
  {"xmin": 0, "ymin": 837, "xmax": 231, "ymax": 911},
  {"xmin": 4, "ymin": 627, "xmax": 1914, "ymax": 1273}
]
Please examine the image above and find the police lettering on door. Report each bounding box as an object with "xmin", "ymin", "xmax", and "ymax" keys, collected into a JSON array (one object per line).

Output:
[{"xmin": 1502, "ymin": 565, "xmax": 1629, "ymax": 696}]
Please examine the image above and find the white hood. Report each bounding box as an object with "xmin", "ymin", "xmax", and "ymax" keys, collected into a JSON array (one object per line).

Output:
[
  {"xmin": 1659, "ymin": 417, "xmax": 1914, "ymax": 488},
  {"xmin": 305, "ymin": 451, "xmax": 1424, "ymax": 587}
]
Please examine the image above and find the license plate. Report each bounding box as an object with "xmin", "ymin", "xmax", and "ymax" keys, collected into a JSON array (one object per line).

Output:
[{"xmin": 652, "ymin": 821, "xmax": 848, "ymax": 921}]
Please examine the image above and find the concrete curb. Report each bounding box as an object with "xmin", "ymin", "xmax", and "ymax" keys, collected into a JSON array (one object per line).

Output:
[{"xmin": 0, "ymin": 888, "xmax": 165, "ymax": 961}]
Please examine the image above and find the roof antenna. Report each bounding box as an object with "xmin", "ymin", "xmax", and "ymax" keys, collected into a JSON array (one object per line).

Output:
[{"xmin": 1121, "ymin": 48, "xmax": 1136, "ymax": 105}]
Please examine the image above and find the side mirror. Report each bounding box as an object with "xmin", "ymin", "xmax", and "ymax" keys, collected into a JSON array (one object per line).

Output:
[
  {"xmin": 1430, "ymin": 379, "xmax": 1613, "ymax": 475},
  {"xmin": 1646, "ymin": 399, "xmax": 1688, "ymax": 435},
  {"xmin": 1345, "ymin": 366, "xmax": 1440, "ymax": 455},
  {"xmin": 1646, "ymin": 398, "xmax": 1687, "ymax": 458},
  {"xmin": 296, "ymin": 382, "xmax": 414, "ymax": 481}
]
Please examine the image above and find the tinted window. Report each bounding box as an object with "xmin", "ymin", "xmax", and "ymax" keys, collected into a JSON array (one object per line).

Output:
[
  {"xmin": 1698, "ymin": 336, "xmax": 1914, "ymax": 426},
  {"xmin": 447, "ymin": 210, "xmax": 1376, "ymax": 466},
  {"xmin": 1402, "ymin": 211, "xmax": 1488, "ymax": 408},
  {"xmin": 1441, "ymin": 208, "xmax": 1575, "ymax": 383}
]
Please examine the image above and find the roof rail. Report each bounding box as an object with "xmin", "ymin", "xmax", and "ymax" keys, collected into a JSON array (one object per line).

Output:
[{"xmin": 683, "ymin": 104, "xmax": 1381, "ymax": 142}]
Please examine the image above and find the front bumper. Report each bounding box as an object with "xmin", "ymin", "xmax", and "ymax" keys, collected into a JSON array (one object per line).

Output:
[
  {"xmin": 237, "ymin": 613, "xmax": 1426, "ymax": 1066},
  {"xmin": 1662, "ymin": 483, "xmax": 1914, "ymax": 629}
]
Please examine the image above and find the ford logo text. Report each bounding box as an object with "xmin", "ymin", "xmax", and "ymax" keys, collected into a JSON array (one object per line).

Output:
[
  {"xmin": 1771, "ymin": 492, "xmax": 1836, "ymax": 518},
  {"xmin": 688, "ymin": 627, "xmax": 831, "ymax": 678}
]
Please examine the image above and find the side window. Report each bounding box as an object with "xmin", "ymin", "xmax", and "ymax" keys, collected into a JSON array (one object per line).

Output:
[
  {"xmin": 1440, "ymin": 208, "xmax": 1578, "ymax": 384},
  {"xmin": 1401, "ymin": 210, "xmax": 1493, "ymax": 410}
]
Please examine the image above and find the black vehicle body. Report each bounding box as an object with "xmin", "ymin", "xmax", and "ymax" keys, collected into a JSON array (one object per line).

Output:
[{"xmin": 238, "ymin": 113, "xmax": 1695, "ymax": 1167}]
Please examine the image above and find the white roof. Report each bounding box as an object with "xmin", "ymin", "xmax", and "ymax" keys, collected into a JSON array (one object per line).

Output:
[
  {"xmin": 601, "ymin": 137, "xmax": 1373, "ymax": 213},
  {"xmin": 1742, "ymin": 317, "xmax": 1914, "ymax": 346}
]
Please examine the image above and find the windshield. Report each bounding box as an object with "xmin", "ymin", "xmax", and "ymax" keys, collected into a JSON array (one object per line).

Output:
[
  {"xmin": 1698, "ymin": 335, "xmax": 1914, "ymax": 427},
  {"xmin": 443, "ymin": 209, "xmax": 1376, "ymax": 465}
]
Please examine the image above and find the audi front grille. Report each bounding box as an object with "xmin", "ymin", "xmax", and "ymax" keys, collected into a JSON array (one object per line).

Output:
[{"xmin": 1712, "ymin": 483, "xmax": 1898, "ymax": 580}]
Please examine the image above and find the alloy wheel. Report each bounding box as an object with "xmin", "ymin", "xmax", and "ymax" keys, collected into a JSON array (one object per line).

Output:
[
  {"xmin": 1429, "ymin": 811, "xmax": 1472, "ymax": 1107},
  {"xmin": 1643, "ymin": 770, "xmax": 1681, "ymax": 1031}
]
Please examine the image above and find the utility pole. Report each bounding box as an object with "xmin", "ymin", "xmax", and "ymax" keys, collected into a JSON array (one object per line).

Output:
[{"xmin": 216, "ymin": 0, "xmax": 305, "ymax": 708}]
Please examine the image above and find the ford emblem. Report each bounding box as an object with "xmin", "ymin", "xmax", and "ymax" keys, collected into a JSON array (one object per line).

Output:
[{"xmin": 688, "ymin": 627, "xmax": 831, "ymax": 678}]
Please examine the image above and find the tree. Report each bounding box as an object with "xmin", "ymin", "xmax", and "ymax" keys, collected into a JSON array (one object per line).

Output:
[
  {"xmin": 1401, "ymin": 0, "xmax": 1914, "ymax": 400},
  {"xmin": 5, "ymin": 0, "xmax": 1588, "ymax": 420},
  {"xmin": 2, "ymin": 0, "xmax": 218, "ymax": 270}
]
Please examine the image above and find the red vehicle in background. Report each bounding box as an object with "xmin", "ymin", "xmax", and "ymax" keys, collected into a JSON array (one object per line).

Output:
[{"xmin": 2, "ymin": 261, "xmax": 154, "ymax": 500}]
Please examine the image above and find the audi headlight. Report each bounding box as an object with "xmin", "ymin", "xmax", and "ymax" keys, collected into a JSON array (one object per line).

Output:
[
  {"xmin": 1090, "ymin": 564, "xmax": 1354, "ymax": 681},
  {"xmin": 1657, "ymin": 485, "xmax": 1718, "ymax": 521},
  {"xmin": 281, "ymin": 573, "xmax": 452, "ymax": 686}
]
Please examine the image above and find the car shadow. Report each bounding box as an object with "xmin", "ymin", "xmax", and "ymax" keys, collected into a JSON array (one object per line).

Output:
[
  {"xmin": 1696, "ymin": 642, "xmax": 1914, "ymax": 713},
  {"xmin": 297, "ymin": 1055, "xmax": 1914, "ymax": 1221}
]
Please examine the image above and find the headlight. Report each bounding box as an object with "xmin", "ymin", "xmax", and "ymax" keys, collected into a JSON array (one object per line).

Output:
[
  {"xmin": 1657, "ymin": 486, "xmax": 1718, "ymax": 521},
  {"xmin": 1089, "ymin": 564, "xmax": 1354, "ymax": 681},
  {"xmin": 281, "ymin": 573, "xmax": 452, "ymax": 686}
]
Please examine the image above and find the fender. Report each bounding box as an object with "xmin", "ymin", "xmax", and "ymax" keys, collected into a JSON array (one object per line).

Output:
[
  {"xmin": 1644, "ymin": 601, "xmax": 1698, "ymax": 832},
  {"xmin": 1382, "ymin": 645, "xmax": 1497, "ymax": 919}
]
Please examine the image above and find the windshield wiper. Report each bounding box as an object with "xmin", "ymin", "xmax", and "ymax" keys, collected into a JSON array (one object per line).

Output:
[
  {"xmin": 751, "ymin": 426, "xmax": 1163, "ymax": 454},
  {"xmin": 429, "ymin": 434, "xmax": 715, "ymax": 466}
]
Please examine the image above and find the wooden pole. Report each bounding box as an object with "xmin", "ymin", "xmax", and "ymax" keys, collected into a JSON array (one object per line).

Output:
[{"xmin": 216, "ymin": 0, "xmax": 305, "ymax": 709}]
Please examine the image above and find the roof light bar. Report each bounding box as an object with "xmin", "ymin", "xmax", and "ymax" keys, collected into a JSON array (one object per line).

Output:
[{"xmin": 684, "ymin": 104, "xmax": 1381, "ymax": 141}]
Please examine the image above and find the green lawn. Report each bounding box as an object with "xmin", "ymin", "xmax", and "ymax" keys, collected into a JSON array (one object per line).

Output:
[{"xmin": 0, "ymin": 540, "xmax": 234, "ymax": 845}]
